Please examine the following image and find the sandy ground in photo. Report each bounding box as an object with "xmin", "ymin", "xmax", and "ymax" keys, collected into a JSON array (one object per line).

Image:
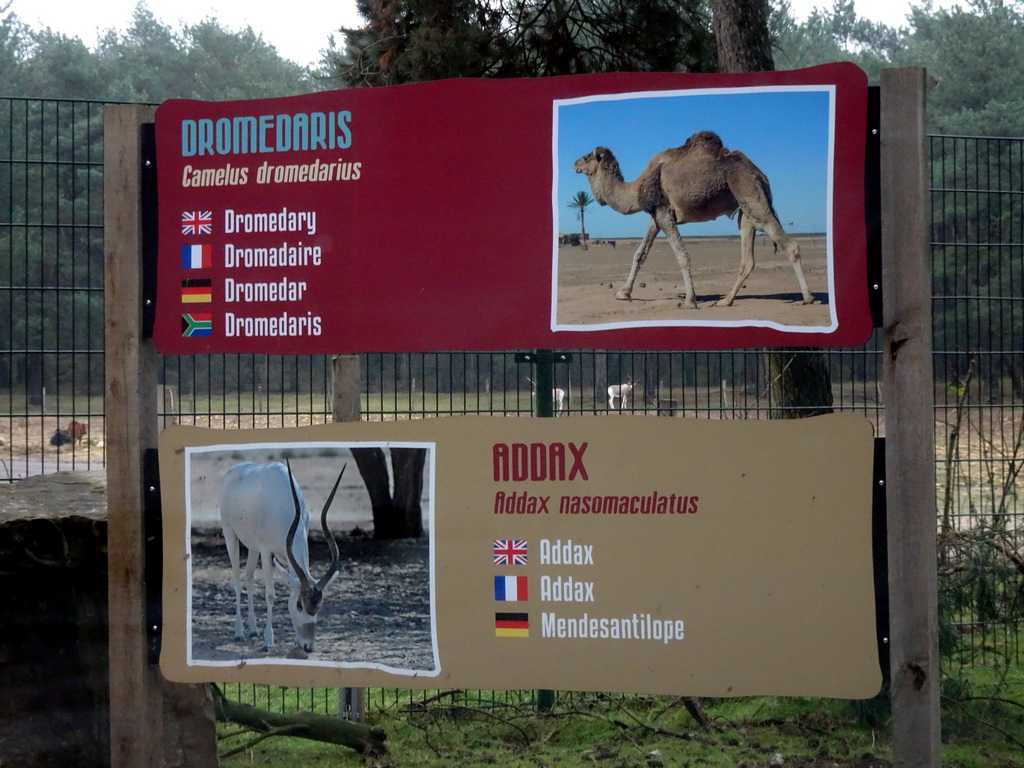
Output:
[
  {"xmin": 555, "ymin": 234, "xmax": 831, "ymax": 327},
  {"xmin": 189, "ymin": 531, "xmax": 434, "ymax": 670}
]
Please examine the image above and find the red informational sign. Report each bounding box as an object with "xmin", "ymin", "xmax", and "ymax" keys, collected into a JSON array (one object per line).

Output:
[{"xmin": 153, "ymin": 63, "xmax": 870, "ymax": 354}]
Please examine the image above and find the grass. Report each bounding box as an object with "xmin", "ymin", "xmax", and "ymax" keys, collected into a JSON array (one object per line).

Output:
[{"xmin": 215, "ymin": 672, "xmax": 1024, "ymax": 767}]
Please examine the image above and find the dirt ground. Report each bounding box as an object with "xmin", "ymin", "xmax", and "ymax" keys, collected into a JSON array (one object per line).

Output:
[
  {"xmin": 189, "ymin": 529, "xmax": 435, "ymax": 671},
  {"xmin": 555, "ymin": 234, "xmax": 832, "ymax": 327},
  {"xmin": 0, "ymin": 417, "xmax": 106, "ymax": 481}
]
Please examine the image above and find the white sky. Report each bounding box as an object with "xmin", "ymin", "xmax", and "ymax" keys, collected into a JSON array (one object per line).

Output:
[{"xmin": 11, "ymin": 0, "xmax": 965, "ymax": 69}]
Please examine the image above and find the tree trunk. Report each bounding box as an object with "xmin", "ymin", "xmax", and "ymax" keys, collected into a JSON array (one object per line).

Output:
[
  {"xmin": 0, "ymin": 472, "xmax": 221, "ymax": 768},
  {"xmin": 0, "ymin": 508, "xmax": 110, "ymax": 768},
  {"xmin": 350, "ymin": 446, "xmax": 427, "ymax": 539},
  {"xmin": 709, "ymin": 0, "xmax": 774, "ymax": 72},
  {"xmin": 709, "ymin": 0, "xmax": 834, "ymax": 419},
  {"xmin": 391, "ymin": 447, "xmax": 426, "ymax": 538},
  {"xmin": 350, "ymin": 447, "xmax": 392, "ymax": 527},
  {"xmin": 335, "ymin": 355, "xmax": 423, "ymax": 539},
  {"xmin": 162, "ymin": 685, "xmax": 219, "ymax": 768},
  {"xmin": 765, "ymin": 348, "xmax": 834, "ymax": 418}
]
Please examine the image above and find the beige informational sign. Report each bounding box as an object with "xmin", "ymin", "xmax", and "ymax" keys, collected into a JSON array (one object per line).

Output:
[{"xmin": 158, "ymin": 413, "xmax": 880, "ymax": 698}]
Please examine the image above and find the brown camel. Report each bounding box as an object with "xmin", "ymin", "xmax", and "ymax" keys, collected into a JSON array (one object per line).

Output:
[{"xmin": 573, "ymin": 131, "xmax": 813, "ymax": 309}]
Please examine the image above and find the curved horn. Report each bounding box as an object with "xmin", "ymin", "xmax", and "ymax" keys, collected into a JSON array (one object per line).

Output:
[
  {"xmin": 315, "ymin": 463, "xmax": 346, "ymax": 590},
  {"xmin": 284, "ymin": 459, "xmax": 312, "ymax": 595}
]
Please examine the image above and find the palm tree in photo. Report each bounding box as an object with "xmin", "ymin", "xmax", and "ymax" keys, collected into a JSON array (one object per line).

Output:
[{"xmin": 568, "ymin": 190, "xmax": 594, "ymax": 250}]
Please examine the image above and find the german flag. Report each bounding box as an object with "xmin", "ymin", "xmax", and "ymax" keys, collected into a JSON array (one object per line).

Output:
[
  {"xmin": 181, "ymin": 278, "xmax": 212, "ymax": 304},
  {"xmin": 495, "ymin": 612, "xmax": 529, "ymax": 638}
]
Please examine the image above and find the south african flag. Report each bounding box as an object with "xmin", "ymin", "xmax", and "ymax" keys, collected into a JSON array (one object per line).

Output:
[{"xmin": 181, "ymin": 313, "xmax": 212, "ymax": 337}]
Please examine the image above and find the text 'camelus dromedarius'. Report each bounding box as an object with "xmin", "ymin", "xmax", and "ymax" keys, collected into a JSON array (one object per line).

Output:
[{"xmin": 573, "ymin": 131, "xmax": 813, "ymax": 309}]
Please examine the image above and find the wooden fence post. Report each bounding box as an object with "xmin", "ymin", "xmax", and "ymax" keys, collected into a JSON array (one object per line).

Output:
[
  {"xmin": 105, "ymin": 104, "xmax": 217, "ymax": 768},
  {"xmin": 332, "ymin": 355, "xmax": 362, "ymax": 424},
  {"xmin": 331, "ymin": 354, "xmax": 367, "ymax": 722},
  {"xmin": 105, "ymin": 103, "xmax": 163, "ymax": 768},
  {"xmin": 880, "ymin": 67, "xmax": 941, "ymax": 766}
]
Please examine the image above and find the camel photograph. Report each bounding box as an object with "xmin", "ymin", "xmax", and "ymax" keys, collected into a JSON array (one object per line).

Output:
[{"xmin": 552, "ymin": 87, "xmax": 837, "ymax": 333}]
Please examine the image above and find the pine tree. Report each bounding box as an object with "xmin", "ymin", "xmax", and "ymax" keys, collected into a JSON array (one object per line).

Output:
[{"xmin": 323, "ymin": 0, "xmax": 718, "ymax": 87}]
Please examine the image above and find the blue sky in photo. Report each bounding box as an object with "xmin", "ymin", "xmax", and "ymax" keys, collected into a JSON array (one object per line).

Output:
[{"xmin": 555, "ymin": 88, "xmax": 833, "ymax": 239}]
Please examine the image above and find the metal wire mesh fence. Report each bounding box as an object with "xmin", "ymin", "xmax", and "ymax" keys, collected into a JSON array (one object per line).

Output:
[
  {"xmin": 1, "ymin": 98, "xmax": 1022, "ymax": 697},
  {"xmin": 215, "ymin": 682, "xmax": 544, "ymax": 717},
  {"xmin": 0, "ymin": 98, "xmax": 108, "ymax": 480},
  {"xmin": 214, "ymin": 681, "xmax": 637, "ymax": 721},
  {"xmin": 930, "ymin": 134, "xmax": 1024, "ymax": 668},
  {"xmin": 163, "ymin": 347, "xmax": 885, "ymax": 422}
]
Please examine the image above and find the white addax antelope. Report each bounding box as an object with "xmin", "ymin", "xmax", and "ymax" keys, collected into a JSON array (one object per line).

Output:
[
  {"xmin": 552, "ymin": 387, "xmax": 567, "ymax": 412},
  {"xmin": 527, "ymin": 377, "xmax": 568, "ymax": 413},
  {"xmin": 218, "ymin": 459, "xmax": 346, "ymax": 653},
  {"xmin": 607, "ymin": 379, "xmax": 633, "ymax": 410}
]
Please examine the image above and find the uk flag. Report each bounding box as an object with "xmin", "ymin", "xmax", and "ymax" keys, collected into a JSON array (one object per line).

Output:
[
  {"xmin": 493, "ymin": 540, "xmax": 528, "ymax": 565},
  {"xmin": 181, "ymin": 211, "xmax": 213, "ymax": 235}
]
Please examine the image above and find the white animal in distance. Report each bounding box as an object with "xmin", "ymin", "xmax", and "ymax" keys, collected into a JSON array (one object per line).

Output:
[
  {"xmin": 552, "ymin": 387, "xmax": 567, "ymax": 412},
  {"xmin": 218, "ymin": 459, "xmax": 345, "ymax": 653},
  {"xmin": 527, "ymin": 377, "xmax": 568, "ymax": 413},
  {"xmin": 607, "ymin": 382, "xmax": 633, "ymax": 409}
]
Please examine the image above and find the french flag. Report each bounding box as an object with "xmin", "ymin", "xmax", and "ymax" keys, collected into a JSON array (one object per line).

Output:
[
  {"xmin": 181, "ymin": 244, "xmax": 212, "ymax": 269},
  {"xmin": 494, "ymin": 575, "xmax": 528, "ymax": 602}
]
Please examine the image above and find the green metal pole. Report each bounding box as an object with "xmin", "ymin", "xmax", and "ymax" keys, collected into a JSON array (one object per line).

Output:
[
  {"xmin": 533, "ymin": 349, "xmax": 555, "ymax": 419},
  {"xmin": 532, "ymin": 350, "xmax": 556, "ymax": 713}
]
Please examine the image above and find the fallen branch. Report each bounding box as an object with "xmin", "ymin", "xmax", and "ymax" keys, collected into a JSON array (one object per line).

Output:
[
  {"xmin": 613, "ymin": 696, "xmax": 711, "ymax": 734},
  {"xmin": 212, "ymin": 684, "xmax": 388, "ymax": 756},
  {"xmin": 943, "ymin": 695, "xmax": 1024, "ymax": 750},
  {"xmin": 405, "ymin": 689, "xmax": 464, "ymax": 708},
  {"xmin": 219, "ymin": 724, "xmax": 307, "ymax": 759},
  {"xmin": 681, "ymin": 697, "xmax": 712, "ymax": 728}
]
